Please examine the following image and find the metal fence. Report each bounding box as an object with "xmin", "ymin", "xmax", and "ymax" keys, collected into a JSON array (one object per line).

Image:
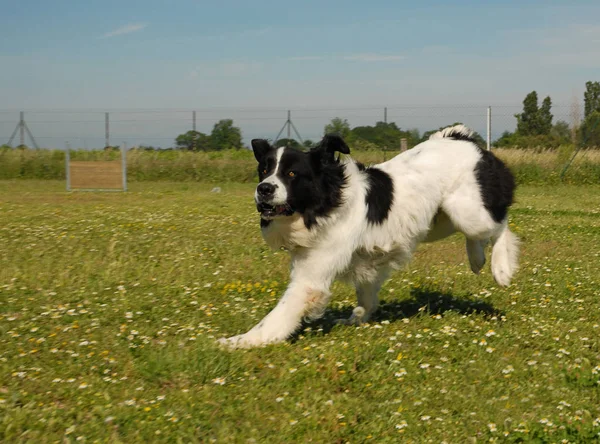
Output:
[{"xmin": 0, "ymin": 104, "xmax": 581, "ymax": 150}]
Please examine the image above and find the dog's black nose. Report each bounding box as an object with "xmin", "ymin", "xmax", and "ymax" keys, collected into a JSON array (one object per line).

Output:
[{"xmin": 257, "ymin": 182, "xmax": 276, "ymax": 197}]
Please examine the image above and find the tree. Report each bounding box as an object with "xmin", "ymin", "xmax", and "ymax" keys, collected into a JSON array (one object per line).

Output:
[
  {"xmin": 539, "ymin": 96, "xmax": 553, "ymax": 135},
  {"xmin": 303, "ymin": 139, "xmax": 315, "ymax": 148},
  {"xmin": 324, "ymin": 117, "xmax": 351, "ymax": 138},
  {"xmin": 515, "ymin": 91, "xmax": 553, "ymax": 136},
  {"xmin": 137, "ymin": 145, "xmax": 161, "ymax": 151},
  {"xmin": 580, "ymin": 110, "xmax": 600, "ymax": 147},
  {"xmin": 550, "ymin": 120, "xmax": 571, "ymax": 144},
  {"xmin": 175, "ymin": 130, "xmax": 210, "ymax": 151},
  {"xmin": 515, "ymin": 91, "xmax": 539, "ymax": 136},
  {"xmin": 408, "ymin": 128, "xmax": 420, "ymax": 143},
  {"xmin": 274, "ymin": 138, "xmax": 301, "ymax": 149},
  {"xmin": 210, "ymin": 119, "xmax": 243, "ymax": 150},
  {"xmin": 494, "ymin": 131, "xmax": 517, "ymax": 148},
  {"xmin": 584, "ymin": 81, "xmax": 600, "ymax": 119},
  {"xmin": 348, "ymin": 121, "xmax": 418, "ymax": 150}
]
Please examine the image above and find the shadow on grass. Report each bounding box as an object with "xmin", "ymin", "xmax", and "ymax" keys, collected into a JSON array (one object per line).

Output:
[{"xmin": 295, "ymin": 287, "xmax": 503, "ymax": 339}]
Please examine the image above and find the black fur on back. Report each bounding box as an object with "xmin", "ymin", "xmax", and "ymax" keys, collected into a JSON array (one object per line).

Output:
[
  {"xmin": 475, "ymin": 150, "xmax": 515, "ymax": 223},
  {"xmin": 364, "ymin": 167, "xmax": 394, "ymax": 224}
]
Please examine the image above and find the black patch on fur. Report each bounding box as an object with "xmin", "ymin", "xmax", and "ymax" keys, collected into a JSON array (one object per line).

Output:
[
  {"xmin": 355, "ymin": 161, "xmax": 366, "ymax": 171},
  {"xmin": 475, "ymin": 150, "xmax": 515, "ymax": 223},
  {"xmin": 320, "ymin": 134, "xmax": 350, "ymax": 155},
  {"xmin": 302, "ymin": 146, "xmax": 347, "ymax": 229},
  {"xmin": 364, "ymin": 167, "xmax": 394, "ymax": 224},
  {"xmin": 442, "ymin": 128, "xmax": 480, "ymax": 145},
  {"xmin": 260, "ymin": 218, "xmax": 271, "ymax": 228},
  {"xmin": 256, "ymin": 149, "xmax": 279, "ymax": 182},
  {"xmin": 251, "ymin": 139, "xmax": 271, "ymax": 162},
  {"xmin": 432, "ymin": 208, "xmax": 443, "ymax": 225},
  {"xmin": 253, "ymin": 135, "xmax": 350, "ymax": 230}
]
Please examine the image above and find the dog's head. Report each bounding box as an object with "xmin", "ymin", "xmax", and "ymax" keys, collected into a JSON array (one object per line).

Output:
[{"xmin": 251, "ymin": 135, "xmax": 350, "ymax": 226}]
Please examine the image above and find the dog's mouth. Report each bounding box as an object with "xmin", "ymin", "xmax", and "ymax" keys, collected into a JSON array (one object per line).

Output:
[{"xmin": 257, "ymin": 202, "xmax": 294, "ymax": 219}]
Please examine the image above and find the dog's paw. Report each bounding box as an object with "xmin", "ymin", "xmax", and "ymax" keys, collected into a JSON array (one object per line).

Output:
[
  {"xmin": 217, "ymin": 335, "xmax": 246, "ymax": 349},
  {"xmin": 217, "ymin": 334, "xmax": 263, "ymax": 349},
  {"xmin": 335, "ymin": 307, "xmax": 370, "ymax": 326},
  {"xmin": 334, "ymin": 318, "xmax": 355, "ymax": 326}
]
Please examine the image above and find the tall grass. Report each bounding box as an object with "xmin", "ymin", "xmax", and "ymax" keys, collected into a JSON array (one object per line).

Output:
[{"xmin": 1, "ymin": 145, "xmax": 599, "ymax": 184}]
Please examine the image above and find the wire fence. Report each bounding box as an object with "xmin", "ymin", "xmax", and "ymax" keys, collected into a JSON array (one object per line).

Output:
[{"xmin": 0, "ymin": 104, "xmax": 582, "ymax": 150}]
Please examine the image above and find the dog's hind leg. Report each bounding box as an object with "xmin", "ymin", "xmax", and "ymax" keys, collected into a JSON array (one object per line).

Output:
[
  {"xmin": 490, "ymin": 220, "xmax": 519, "ymax": 287},
  {"xmin": 466, "ymin": 238, "xmax": 487, "ymax": 274},
  {"xmin": 337, "ymin": 268, "xmax": 390, "ymax": 326}
]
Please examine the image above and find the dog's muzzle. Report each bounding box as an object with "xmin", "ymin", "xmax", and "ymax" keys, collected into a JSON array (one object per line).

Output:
[{"xmin": 256, "ymin": 202, "xmax": 294, "ymax": 219}]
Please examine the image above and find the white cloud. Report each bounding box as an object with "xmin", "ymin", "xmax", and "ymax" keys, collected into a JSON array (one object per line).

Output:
[{"xmin": 101, "ymin": 23, "xmax": 148, "ymax": 39}]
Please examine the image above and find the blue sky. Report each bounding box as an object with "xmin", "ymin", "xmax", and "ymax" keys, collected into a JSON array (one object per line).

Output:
[{"xmin": 1, "ymin": 0, "xmax": 599, "ymax": 146}]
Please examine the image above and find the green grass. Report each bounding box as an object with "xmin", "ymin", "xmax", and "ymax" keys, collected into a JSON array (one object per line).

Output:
[{"xmin": 1, "ymin": 180, "xmax": 600, "ymax": 443}]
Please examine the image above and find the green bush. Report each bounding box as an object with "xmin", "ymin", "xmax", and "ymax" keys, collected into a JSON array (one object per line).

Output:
[{"xmin": 1, "ymin": 146, "xmax": 600, "ymax": 185}]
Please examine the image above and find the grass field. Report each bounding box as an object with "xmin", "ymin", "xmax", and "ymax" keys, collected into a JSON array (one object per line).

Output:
[{"xmin": 1, "ymin": 180, "xmax": 600, "ymax": 443}]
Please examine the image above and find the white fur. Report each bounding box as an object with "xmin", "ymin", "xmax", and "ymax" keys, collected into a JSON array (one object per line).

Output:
[
  {"xmin": 428, "ymin": 124, "xmax": 473, "ymax": 140},
  {"xmin": 219, "ymin": 126, "xmax": 520, "ymax": 349}
]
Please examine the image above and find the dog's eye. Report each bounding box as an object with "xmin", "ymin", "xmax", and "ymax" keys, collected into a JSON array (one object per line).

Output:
[
  {"xmin": 288, "ymin": 171, "xmax": 295, "ymax": 177},
  {"xmin": 262, "ymin": 168, "xmax": 267, "ymax": 175}
]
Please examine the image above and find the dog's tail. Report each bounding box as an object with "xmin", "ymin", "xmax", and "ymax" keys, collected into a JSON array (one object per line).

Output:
[
  {"xmin": 429, "ymin": 124, "xmax": 478, "ymax": 144},
  {"xmin": 490, "ymin": 221, "xmax": 520, "ymax": 287}
]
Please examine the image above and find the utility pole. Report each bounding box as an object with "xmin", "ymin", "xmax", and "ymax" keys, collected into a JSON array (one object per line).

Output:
[
  {"xmin": 20, "ymin": 111, "xmax": 25, "ymax": 146},
  {"xmin": 192, "ymin": 110, "xmax": 197, "ymax": 151},
  {"xmin": 486, "ymin": 106, "xmax": 491, "ymax": 151},
  {"xmin": 105, "ymin": 112, "xmax": 110, "ymax": 148},
  {"xmin": 274, "ymin": 109, "xmax": 304, "ymax": 146},
  {"xmin": 384, "ymin": 107, "xmax": 387, "ymax": 124},
  {"xmin": 7, "ymin": 111, "xmax": 39, "ymax": 149}
]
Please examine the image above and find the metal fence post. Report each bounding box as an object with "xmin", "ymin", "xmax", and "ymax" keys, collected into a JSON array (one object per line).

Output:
[
  {"xmin": 122, "ymin": 142, "xmax": 127, "ymax": 192},
  {"xmin": 105, "ymin": 112, "xmax": 109, "ymax": 148},
  {"xmin": 65, "ymin": 142, "xmax": 71, "ymax": 191},
  {"xmin": 20, "ymin": 111, "xmax": 25, "ymax": 147},
  {"xmin": 486, "ymin": 106, "xmax": 492, "ymax": 150},
  {"xmin": 192, "ymin": 110, "xmax": 197, "ymax": 151}
]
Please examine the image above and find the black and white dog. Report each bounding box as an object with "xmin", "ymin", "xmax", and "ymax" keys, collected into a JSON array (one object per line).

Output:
[{"xmin": 219, "ymin": 125, "xmax": 519, "ymax": 348}]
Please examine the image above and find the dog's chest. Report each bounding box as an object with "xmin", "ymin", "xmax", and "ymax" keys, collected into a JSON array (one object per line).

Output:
[{"xmin": 261, "ymin": 215, "xmax": 315, "ymax": 250}]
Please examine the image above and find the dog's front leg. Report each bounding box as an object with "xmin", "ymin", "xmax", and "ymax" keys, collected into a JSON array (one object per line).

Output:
[
  {"xmin": 218, "ymin": 280, "xmax": 328, "ymax": 349},
  {"xmin": 218, "ymin": 248, "xmax": 346, "ymax": 349}
]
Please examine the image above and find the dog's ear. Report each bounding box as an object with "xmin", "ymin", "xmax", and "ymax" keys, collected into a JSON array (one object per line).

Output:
[
  {"xmin": 310, "ymin": 134, "xmax": 350, "ymax": 165},
  {"xmin": 251, "ymin": 139, "xmax": 272, "ymax": 162},
  {"xmin": 320, "ymin": 134, "xmax": 350, "ymax": 155}
]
